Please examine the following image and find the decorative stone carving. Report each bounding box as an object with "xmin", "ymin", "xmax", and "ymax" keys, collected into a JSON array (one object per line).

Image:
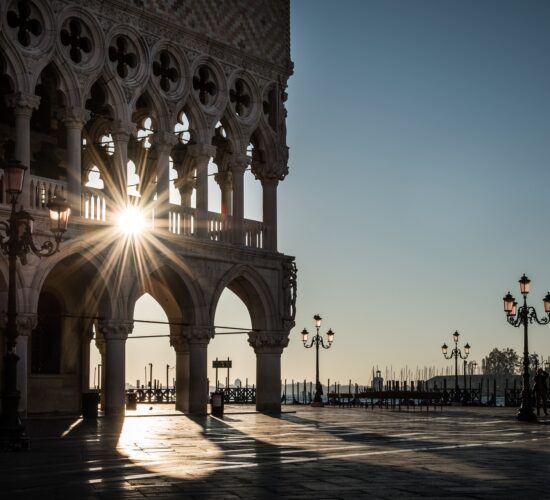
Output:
[
  {"xmin": 111, "ymin": 120, "xmax": 136, "ymax": 142},
  {"xmin": 97, "ymin": 320, "xmax": 133, "ymax": 340},
  {"xmin": 5, "ymin": 92, "xmax": 41, "ymax": 115},
  {"xmin": 60, "ymin": 17, "xmax": 93, "ymax": 65},
  {"xmin": 63, "ymin": 107, "xmax": 91, "ymax": 128},
  {"xmin": 248, "ymin": 330, "xmax": 289, "ymax": 352},
  {"xmin": 170, "ymin": 335, "xmax": 189, "ymax": 353},
  {"xmin": 16, "ymin": 313, "xmax": 37, "ymax": 337},
  {"xmin": 183, "ymin": 326, "xmax": 214, "ymax": 344},
  {"xmin": 282, "ymin": 257, "xmax": 297, "ymax": 327}
]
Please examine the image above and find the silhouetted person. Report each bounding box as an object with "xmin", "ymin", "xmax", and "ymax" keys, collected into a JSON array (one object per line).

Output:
[{"xmin": 533, "ymin": 368, "xmax": 549, "ymax": 416}]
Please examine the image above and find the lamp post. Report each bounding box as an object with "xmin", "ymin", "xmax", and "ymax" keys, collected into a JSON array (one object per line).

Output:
[
  {"xmin": 441, "ymin": 331, "xmax": 470, "ymax": 402},
  {"xmin": 0, "ymin": 159, "xmax": 70, "ymax": 450},
  {"xmin": 301, "ymin": 314, "xmax": 334, "ymax": 407},
  {"xmin": 503, "ymin": 274, "xmax": 550, "ymax": 422}
]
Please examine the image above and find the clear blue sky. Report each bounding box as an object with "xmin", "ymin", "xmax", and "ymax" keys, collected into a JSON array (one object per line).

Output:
[
  {"xmin": 93, "ymin": 0, "xmax": 550, "ymax": 388},
  {"xmin": 279, "ymin": 0, "xmax": 550, "ymax": 383}
]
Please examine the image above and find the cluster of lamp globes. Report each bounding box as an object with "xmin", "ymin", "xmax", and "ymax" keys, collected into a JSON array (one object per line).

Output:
[
  {"xmin": 301, "ymin": 314, "xmax": 335, "ymax": 345},
  {"xmin": 502, "ymin": 274, "xmax": 550, "ymax": 316}
]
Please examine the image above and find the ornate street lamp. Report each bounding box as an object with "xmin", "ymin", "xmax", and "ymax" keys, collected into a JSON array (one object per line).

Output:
[
  {"xmin": 441, "ymin": 330, "xmax": 470, "ymax": 402},
  {"xmin": 0, "ymin": 159, "xmax": 70, "ymax": 450},
  {"xmin": 503, "ymin": 274, "xmax": 550, "ymax": 422},
  {"xmin": 301, "ymin": 314, "xmax": 335, "ymax": 407}
]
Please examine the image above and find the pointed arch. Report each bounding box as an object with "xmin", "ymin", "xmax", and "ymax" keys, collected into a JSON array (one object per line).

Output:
[
  {"xmin": 31, "ymin": 57, "xmax": 82, "ymax": 109},
  {"xmin": 210, "ymin": 264, "xmax": 278, "ymax": 331},
  {"xmin": 125, "ymin": 262, "xmax": 206, "ymax": 328}
]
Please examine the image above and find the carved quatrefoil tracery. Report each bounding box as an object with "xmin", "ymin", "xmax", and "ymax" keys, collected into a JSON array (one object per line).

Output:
[
  {"xmin": 192, "ymin": 65, "xmax": 216, "ymax": 107},
  {"xmin": 7, "ymin": 0, "xmax": 43, "ymax": 48},
  {"xmin": 108, "ymin": 35, "xmax": 138, "ymax": 79},
  {"xmin": 230, "ymin": 78, "xmax": 251, "ymax": 118},
  {"xmin": 152, "ymin": 50, "xmax": 179, "ymax": 92},
  {"xmin": 60, "ymin": 18, "xmax": 92, "ymax": 64}
]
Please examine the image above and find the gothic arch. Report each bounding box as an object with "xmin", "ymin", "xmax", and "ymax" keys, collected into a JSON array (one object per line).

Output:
[
  {"xmin": 172, "ymin": 99, "xmax": 210, "ymax": 145},
  {"xmin": 125, "ymin": 262, "xmax": 206, "ymax": 327},
  {"xmin": 29, "ymin": 242, "xmax": 113, "ymax": 319},
  {"xmin": 32, "ymin": 58, "xmax": 80, "ymax": 110},
  {"xmin": 0, "ymin": 39, "xmax": 29, "ymax": 93},
  {"xmin": 210, "ymin": 264, "xmax": 278, "ymax": 331}
]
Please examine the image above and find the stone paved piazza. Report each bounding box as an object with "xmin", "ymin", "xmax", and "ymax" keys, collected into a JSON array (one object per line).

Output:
[{"xmin": 1, "ymin": 406, "xmax": 549, "ymax": 498}]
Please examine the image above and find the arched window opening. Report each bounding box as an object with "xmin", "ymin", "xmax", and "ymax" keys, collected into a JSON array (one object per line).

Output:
[
  {"xmin": 210, "ymin": 289, "xmax": 254, "ymax": 390},
  {"xmin": 85, "ymin": 165, "xmax": 104, "ymax": 189},
  {"xmin": 137, "ymin": 116, "xmax": 153, "ymax": 150},
  {"xmin": 127, "ymin": 159, "xmax": 141, "ymax": 197},
  {"xmin": 128, "ymin": 294, "xmax": 174, "ymax": 390},
  {"xmin": 168, "ymin": 156, "xmax": 181, "ymax": 205},
  {"xmin": 244, "ymin": 142, "xmax": 262, "ymax": 222},
  {"xmin": 100, "ymin": 133, "xmax": 114, "ymax": 156},
  {"xmin": 31, "ymin": 292, "xmax": 62, "ymax": 374},
  {"xmin": 174, "ymin": 112, "xmax": 191, "ymax": 144}
]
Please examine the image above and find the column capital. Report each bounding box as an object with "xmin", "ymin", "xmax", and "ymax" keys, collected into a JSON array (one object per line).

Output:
[
  {"xmin": 5, "ymin": 92, "xmax": 40, "ymax": 115},
  {"xmin": 214, "ymin": 169, "xmax": 232, "ymax": 189},
  {"xmin": 229, "ymin": 154, "xmax": 249, "ymax": 175},
  {"xmin": 98, "ymin": 320, "xmax": 133, "ymax": 340},
  {"xmin": 16, "ymin": 313, "xmax": 37, "ymax": 337},
  {"xmin": 187, "ymin": 143, "xmax": 216, "ymax": 165},
  {"xmin": 170, "ymin": 335, "xmax": 189, "ymax": 353},
  {"xmin": 63, "ymin": 107, "xmax": 90, "ymax": 129},
  {"xmin": 183, "ymin": 326, "xmax": 215, "ymax": 345},
  {"xmin": 151, "ymin": 131, "xmax": 178, "ymax": 152},
  {"xmin": 111, "ymin": 121, "xmax": 136, "ymax": 142},
  {"xmin": 252, "ymin": 160, "xmax": 288, "ymax": 184},
  {"xmin": 248, "ymin": 330, "xmax": 289, "ymax": 354}
]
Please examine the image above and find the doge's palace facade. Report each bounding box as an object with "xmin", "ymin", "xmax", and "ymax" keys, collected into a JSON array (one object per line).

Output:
[{"xmin": 0, "ymin": 0, "xmax": 295, "ymax": 416}]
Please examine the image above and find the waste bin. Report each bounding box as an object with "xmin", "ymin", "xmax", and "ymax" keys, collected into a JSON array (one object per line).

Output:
[
  {"xmin": 82, "ymin": 391, "xmax": 100, "ymax": 419},
  {"xmin": 126, "ymin": 391, "xmax": 137, "ymax": 410},
  {"xmin": 211, "ymin": 391, "xmax": 224, "ymax": 417}
]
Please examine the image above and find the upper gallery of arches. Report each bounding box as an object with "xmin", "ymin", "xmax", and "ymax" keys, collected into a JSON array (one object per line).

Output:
[{"xmin": 0, "ymin": 0, "xmax": 292, "ymax": 170}]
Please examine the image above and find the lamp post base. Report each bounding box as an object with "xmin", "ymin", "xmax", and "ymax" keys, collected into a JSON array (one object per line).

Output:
[
  {"xmin": 517, "ymin": 406, "xmax": 537, "ymax": 422},
  {"xmin": 0, "ymin": 352, "xmax": 30, "ymax": 451}
]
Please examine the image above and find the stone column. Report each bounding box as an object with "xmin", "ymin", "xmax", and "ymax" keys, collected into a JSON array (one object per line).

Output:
[
  {"xmin": 111, "ymin": 121, "xmax": 135, "ymax": 205},
  {"xmin": 95, "ymin": 336, "xmax": 106, "ymax": 409},
  {"xmin": 15, "ymin": 314, "xmax": 36, "ymax": 417},
  {"xmin": 185, "ymin": 326, "xmax": 214, "ymax": 415},
  {"xmin": 151, "ymin": 132, "xmax": 177, "ymax": 222},
  {"xmin": 230, "ymin": 156, "xmax": 248, "ymax": 245},
  {"xmin": 81, "ymin": 326, "xmax": 94, "ymax": 392},
  {"xmin": 98, "ymin": 320, "xmax": 133, "ymax": 417},
  {"xmin": 214, "ymin": 170, "xmax": 233, "ymax": 217},
  {"xmin": 261, "ymin": 178, "xmax": 278, "ymax": 252},
  {"xmin": 171, "ymin": 336, "xmax": 189, "ymax": 412},
  {"xmin": 189, "ymin": 144, "xmax": 216, "ymax": 239},
  {"xmin": 63, "ymin": 108, "xmax": 90, "ymax": 217},
  {"xmin": 249, "ymin": 331, "xmax": 289, "ymax": 413},
  {"xmin": 6, "ymin": 92, "xmax": 40, "ymax": 208}
]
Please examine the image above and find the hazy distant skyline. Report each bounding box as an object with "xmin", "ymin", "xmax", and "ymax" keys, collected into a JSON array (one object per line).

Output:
[{"xmin": 94, "ymin": 0, "xmax": 550, "ymax": 387}]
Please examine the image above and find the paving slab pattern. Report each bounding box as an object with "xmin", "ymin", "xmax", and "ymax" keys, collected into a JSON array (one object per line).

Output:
[{"xmin": 1, "ymin": 405, "xmax": 549, "ymax": 499}]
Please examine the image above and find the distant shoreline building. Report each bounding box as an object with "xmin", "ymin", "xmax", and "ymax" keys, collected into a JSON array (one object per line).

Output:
[{"xmin": 0, "ymin": 0, "xmax": 295, "ymax": 416}]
